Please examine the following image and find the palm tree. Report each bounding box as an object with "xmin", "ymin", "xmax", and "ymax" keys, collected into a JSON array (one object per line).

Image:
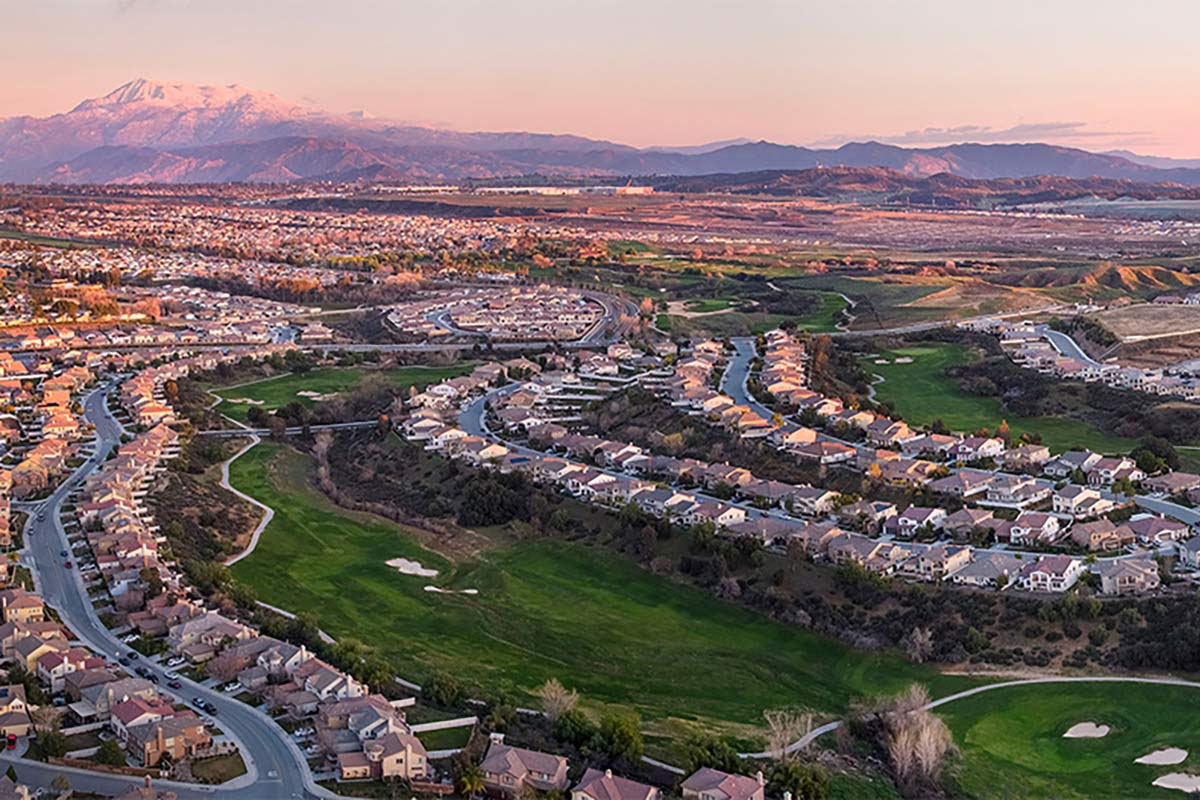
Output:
[{"xmin": 458, "ymin": 764, "xmax": 485, "ymax": 800}]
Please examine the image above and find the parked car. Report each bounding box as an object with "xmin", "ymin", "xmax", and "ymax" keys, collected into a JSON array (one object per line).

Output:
[{"xmin": 168, "ymin": 680, "xmax": 182, "ymax": 690}]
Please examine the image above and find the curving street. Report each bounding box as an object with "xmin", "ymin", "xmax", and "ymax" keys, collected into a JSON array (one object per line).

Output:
[{"xmin": 2, "ymin": 383, "xmax": 337, "ymax": 799}]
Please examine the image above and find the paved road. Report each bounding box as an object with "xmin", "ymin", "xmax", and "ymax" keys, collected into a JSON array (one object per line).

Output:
[
  {"xmin": 5, "ymin": 384, "xmax": 337, "ymax": 799},
  {"xmin": 1035, "ymin": 325, "xmax": 1105, "ymax": 367},
  {"xmin": 1136, "ymin": 495, "xmax": 1200, "ymax": 527}
]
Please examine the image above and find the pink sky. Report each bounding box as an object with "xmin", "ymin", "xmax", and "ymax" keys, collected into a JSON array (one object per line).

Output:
[{"xmin": 5, "ymin": 0, "xmax": 1199, "ymax": 157}]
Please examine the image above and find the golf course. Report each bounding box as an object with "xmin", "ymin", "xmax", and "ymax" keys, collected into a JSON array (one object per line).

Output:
[
  {"xmin": 863, "ymin": 344, "xmax": 1136, "ymax": 454},
  {"xmin": 940, "ymin": 681, "xmax": 1200, "ymax": 799},
  {"xmin": 212, "ymin": 364, "xmax": 472, "ymax": 422},
  {"xmin": 228, "ymin": 441, "xmax": 974, "ymax": 744}
]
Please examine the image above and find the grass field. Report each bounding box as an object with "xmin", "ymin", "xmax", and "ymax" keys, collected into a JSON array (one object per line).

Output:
[
  {"xmin": 213, "ymin": 365, "xmax": 472, "ymax": 422},
  {"xmin": 658, "ymin": 292, "xmax": 848, "ymax": 338},
  {"xmin": 864, "ymin": 344, "xmax": 1135, "ymax": 453},
  {"xmin": 941, "ymin": 681, "xmax": 1200, "ymax": 799},
  {"xmin": 229, "ymin": 442, "xmax": 974, "ymax": 742}
]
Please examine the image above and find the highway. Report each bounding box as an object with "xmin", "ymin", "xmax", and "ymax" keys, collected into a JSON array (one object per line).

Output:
[{"xmin": 4, "ymin": 383, "xmax": 336, "ymax": 799}]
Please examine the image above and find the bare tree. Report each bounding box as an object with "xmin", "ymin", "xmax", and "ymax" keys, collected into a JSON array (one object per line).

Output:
[
  {"xmin": 763, "ymin": 707, "xmax": 815, "ymax": 762},
  {"xmin": 536, "ymin": 678, "xmax": 578, "ymax": 721},
  {"xmin": 868, "ymin": 684, "xmax": 955, "ymax": 795},
  {"xmin": 902, "ymin": 627, "xmax": 933, "ymax": 664}
]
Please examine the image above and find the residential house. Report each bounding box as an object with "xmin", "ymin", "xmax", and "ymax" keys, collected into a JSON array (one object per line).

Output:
[
  {"xmin": 1098, "ymin": 559, "xmax": 1160, "ymax": 595},
  {"xmin": 573, "ymin": 769, "xmax": 661, "ymax": 800},
  {"xmin": 680, "ymin": 768, "xmax": 766, "ymax": 800},
  {"xmin": 948, "ymin": 552, "xmax": 1025, "ymax": 589},
  {"xmin": 480, "ymin": 735, "xmax": 570, "ymax": 799},
  {"xmin": 1018, "ymin": 555, "xmax": 1085, "ymax": 592},
  {"xmin": 1053, "ymin": 485, "xmax": 1115, "ymax": 519}
]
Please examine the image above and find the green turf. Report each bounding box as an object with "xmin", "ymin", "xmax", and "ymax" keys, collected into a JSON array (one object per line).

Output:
[
  {"xmin": 213, "ymin": 365, "xmax": 472, "ymax": 422},
  {"xmin": 684, "ymin": 298, "xmax": 737, "ymax": 313},
  {"xmin": 940, "ymin": 681, "xmax": 1200, "ymax": 799},
  {"xmin": 864, "ymin": 344, "xmax": 1135, "ymax": 454},
  {"xmin": 229, "ymin": 442, "xmax": 974, "ymax": 736},
  {"xmin": 657, "ymin": 292, "xmax": 847, "ymax": 338}
]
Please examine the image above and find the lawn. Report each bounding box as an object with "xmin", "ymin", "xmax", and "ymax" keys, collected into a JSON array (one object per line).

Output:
[
  {"xmin": 940, "ymin": 681, "xmax": 1200, "ymax": 799},
  {"xmin": 229, "ymin": 442, "xmax": 974, "ymax": 741},
  {"xmin": 213, "ymin": 365, "xmax": 473, "ymax": 422},
  {"xmin": 190, "ymin": 752, "xmax": 248, "ymax": 783},
  {"xmin": 416, "ymin": 725, "xmax": 474, "ymax": 751},
  {"xmin": 864, "ymin": 344, "xmax": 1135, "ymax": 454}
]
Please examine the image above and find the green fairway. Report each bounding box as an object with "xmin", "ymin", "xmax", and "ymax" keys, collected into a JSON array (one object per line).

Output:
[
  {"xmin": 658, "ymin": 292, "xmax": 847, "ymax": 338},
  {"xmin": 792, "ymin": 291, "xmax": 850, "ymax": 332},
  {"xmin": 940, "ymin": 681, "xmax": 1200, "ymax": 799},
  {"xmin": 213, "ymin": 365, "xmax": 472, "ymax": 422},
  {"xmin": 864, "ymin": 344, "xmax": 1135, "ymax": 453},
  {"xmin": 229, "ymin": 442, "xmax": 973, "ymax": 738},
  {"xmin": 683, "ymin": 297, "xmax": 737, "ymax": 313}
]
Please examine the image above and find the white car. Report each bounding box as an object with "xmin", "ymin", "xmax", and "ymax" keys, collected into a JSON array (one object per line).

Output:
[
  {"xmin": 222, "ymin": 682, "xmax": 243, "ymax": 693},
  {"xmin": 165, "ymin": 671, "xmax": 180, "ymax": 681}
]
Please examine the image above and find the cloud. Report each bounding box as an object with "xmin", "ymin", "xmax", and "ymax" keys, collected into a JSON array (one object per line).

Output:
[{"xmin": 808, "ymin": 121, "xmax": 1157, "ymax": 149}]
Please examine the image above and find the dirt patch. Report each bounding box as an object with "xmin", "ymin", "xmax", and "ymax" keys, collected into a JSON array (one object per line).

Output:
[{"xmin": 1090, "ymin": 304, "xmax": 1200, "ymax": 343}]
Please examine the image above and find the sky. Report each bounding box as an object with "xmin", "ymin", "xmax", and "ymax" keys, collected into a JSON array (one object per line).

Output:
[{"xmin": 4, "ymin": 0, "xmax": 1200, "ymax": 157}]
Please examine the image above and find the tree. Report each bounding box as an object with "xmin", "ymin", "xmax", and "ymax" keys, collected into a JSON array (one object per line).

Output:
[
  {"xmin": 684, "ymin": 734, "xmax": 741, "ymax": 774},
  {"xmin": 96, "ymin": 738, "xmax": 127, "ymax": 766},
  {"xmin": 767, "ymin": 759, "xmax": 829, "ymax": 800},
  {"xmin": 903, "ymin": 627, "xmax": 933, "ymax": 664},
  {"xmin": 536, "ymin": 678, "xmax": 578, "ymax": 722},
  {"xmin": 50, "ymin": 775, "xmax": 70, "ymax": 794},
  {"xmin": 458, "ymin": 764, "xmax": 485, "ymax": 800},
  {"xmin": 38, "ymin": 729, "xmax": 68, "ymax": 759},
  {"xmin": 554, "ymin": 708, "xmax": 595, "ymax": 746},
  {"xmin": 597, "ymin": 713, "xmax": 644, "ymax": 763},
  {"xmin": 764, "ymin": 707, "xmax": 814, "ymax": 762}
]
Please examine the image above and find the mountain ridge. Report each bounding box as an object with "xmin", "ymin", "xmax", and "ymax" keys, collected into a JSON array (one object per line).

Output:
[{"xmin": 5, "ymin": 79, "xmax": 1200, "ymax": 186}]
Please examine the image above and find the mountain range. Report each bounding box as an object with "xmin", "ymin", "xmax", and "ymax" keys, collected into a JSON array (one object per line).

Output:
[{"xmin": 4, "ymin": 78, "xmax": 1200, "ymax": 187}]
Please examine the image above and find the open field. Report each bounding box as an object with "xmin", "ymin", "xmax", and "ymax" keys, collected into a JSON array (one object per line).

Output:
[
  {"xmin": 864, "ymin": 344, "xmax": 1136, "ymax": 453},
  {"xmin": 657, "ymin": 291, "xmax": 848, "ymax": 337},
  {"xmin": 1089, "ymin": 304, "xmax": 1200, "ymax": 342},
  {"xmin": 941, "ymin": 681, "xmax": 1200, "ymax": 799},
  {"xmin": 229, "ymin": 442, "xmax": 974, "ymax": 742},
  {"xmin": 213, "ymin": 365, "xmax": 472, "ymax": 422}
]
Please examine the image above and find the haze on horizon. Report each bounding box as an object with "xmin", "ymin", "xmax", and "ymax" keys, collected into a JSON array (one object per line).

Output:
[{"xmin": 6, "ymin": 0, "xmax": 1200, "ymax": 158}]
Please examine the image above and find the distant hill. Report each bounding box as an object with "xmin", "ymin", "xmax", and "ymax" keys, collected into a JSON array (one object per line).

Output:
[
  {"xmin": 6, "ymin": 78, "xmax": 1200, "ymax": 186},
  {"xmin": 650, "ymin": 167, "xmax": 1200, "ymax": 207}
]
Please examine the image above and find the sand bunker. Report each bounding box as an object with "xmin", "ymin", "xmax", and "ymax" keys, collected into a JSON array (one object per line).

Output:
[
  {"xmin": 386, "ymin": 558, "xmax": 438, "ymax": 577},
  {"xmin": 297, "ymin": 390, "xmax": 339, "ymax": 401},
  {"xmin": 893, "ymin": 357, "xmax": 914, "ymax": 364},
  {"xmin": 424, "ymin": 586, "xmax": 479, "ymax": 595},
  {"xmin": 1153, "ymin": 774, "xmax": 1200, "ymax": 794},
  {"xmin": 225, "ymin": 397, "xmax": 265, "ymax": 405},
  {"xmin": 1063, "ymin": 722, "xmax": 1110, "ymax": 738},
  {"xmin": 1137, "ymin": 748, "xmax": 1189, "ymax": 765},
  {"xmin": 873, "ymin": 359, "xmax": 890, "ymax": 365}
]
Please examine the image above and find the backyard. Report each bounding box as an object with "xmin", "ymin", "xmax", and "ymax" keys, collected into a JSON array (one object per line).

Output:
[
  {"xmin": 863, "ymin": 344, "xmax": 1136, "ymax": 453},
  {"xmin": 228, "ymin": 441, "xmax": 975, "ymax": 746}
]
